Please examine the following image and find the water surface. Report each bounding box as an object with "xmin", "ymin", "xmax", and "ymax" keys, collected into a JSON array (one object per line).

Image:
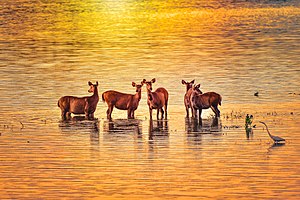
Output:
[{"xmin": 0, "ymin": 0, "xmax": 300, "ymax": 199}]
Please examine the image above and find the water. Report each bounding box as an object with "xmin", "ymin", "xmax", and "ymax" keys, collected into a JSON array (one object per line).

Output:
[{"xmin": 1, "ymin": 0, "xmax": 300, "ymax": 199}]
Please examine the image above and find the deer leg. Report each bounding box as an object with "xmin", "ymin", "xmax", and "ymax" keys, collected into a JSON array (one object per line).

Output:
[
  {"xmin": 149, "ymin": 108, "xmax": 153, "ymax": 120},
  {"xmin": 90, "ymin": 113, "xmax": 95, "ymax": 119},
  {"xmin": 199, "ymin": 117, "xmax": 203, "ymax": 127},
  {"xmin": 157, "ymin": 109, "xmax": 160, "ymax": 120},
  {"xmin": 160, "ymin": 108, "xmax": 164, "ymax": 119},
  {"xmin": 84, "ymin": 105, "xmax": 89, "ymax": 119},
  {"xmin": 65, "ymin": 112, "xmax": 71, "ymax": 120},
  {"xmin": 61, "ymin": 110, "xmax": 67, "ymax": 120},
  {"xmin": 215, "ymin": 106, "xmax": 220, "ymax": 117},
  {"xmin": 127, "ymin": 109, "xmax": 131, "ymax": 119},
  {"xmin": 191, "ymin": 107, "xmax": 197, "ymax": 119},
  {"xmin": 164, "ymin": 103, "xmax": 168, "ymax": 119},
  {"xmin": 210, "ymin": 106, "xmax": 217, "ymax": 117},
  {"xmin": 128, "ymin": 109, "xmax": 134, "ymax": 119},
  {"xmin": 211, "ymin": 105, "xmax": 220, "ymax": 118},
  {"xmin": 185, "ymin": 106, "xmax": 189, "ymax": 118},
  {"xmin": 107, "ymin": 106, "xmax": 113, "ymax": 119},
  {"xmin": 198, "ymin": 109, "xmax": 202, "ymax": 121}
]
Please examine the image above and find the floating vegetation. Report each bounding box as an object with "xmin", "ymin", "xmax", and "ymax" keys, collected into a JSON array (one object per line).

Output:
[
  {"xmin": 288, "ymin": 92, "xmax": 300, "ymax": 95},
  {"xmin": 245, "ymin": 114, "xmax": 253, "ymax": 128},
  {"xmin": 20, "ymin": 122, "xmax": 24, "ymax": 129},
  {"xmin": 223, "ymin": 110, "xmax": 244, "ymax": 120},
  {"xmin": 223, "ymin": 125, "xmax": 241, "ymax": 129}
]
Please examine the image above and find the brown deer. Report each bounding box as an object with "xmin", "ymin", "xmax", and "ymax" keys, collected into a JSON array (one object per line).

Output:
[
  {"xmin": 143, "ymin": 78, "xmax": 169, "ymax": 120},
  {"xmin": 58, "ymin": 81, "xmax": 99, "ymax": 120},
  {"xmin": 182, "ymin": 79, "xmax": 203, "ymax": 118},
  {"xmin": 190, "ymin": 84, "xmax": 222, "ymax": 120},
  {"xmin": 102, "ymin": 82, "xmax": 144, "ymax": 119}
]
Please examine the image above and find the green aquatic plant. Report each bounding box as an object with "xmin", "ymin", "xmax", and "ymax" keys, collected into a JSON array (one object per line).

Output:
[{"xmin": 245, "ymin": 114, "xmax": 253, "ymax": 128}]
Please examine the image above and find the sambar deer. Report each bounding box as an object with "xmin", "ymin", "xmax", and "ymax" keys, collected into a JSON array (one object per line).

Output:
[
  {"xmin": 143, "ymin": 78, "xmax": 169, "ymax": 120},
  {"xmin": 102, "ymin": 82, "xmax": 143, "ymax": 119},
  {"xmin": 182, "ymin": 79, "xmax": 203, "ymax": 118},
  {"xmin": 58, "ymin": 81, "xmax": 99, "ymax": 120},
  {"xmin": 190, "ymin": 84, "xmax": 222, "ymax": 120}
]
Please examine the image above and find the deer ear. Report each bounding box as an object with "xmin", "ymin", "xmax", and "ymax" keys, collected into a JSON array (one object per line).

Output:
[
  {"xmin": 142, "ymin": 79, "xmax": 146, "ymax": 83},
  {"xmin": 182, "ymin": 80, "xmax": 186, "ymax": 85},
  {"xmin": 88, "ymin": 81, "xmax": 92, "ymax": 86},
  {"xmin": 96, "ymin": 81, "xmax": 98, "ymax": 86},
  {"xmin": 132, "ymin": 82, "xmax": 136, "ymax": 87},
  {"xmin": 191, "ymin": 80, "xmax": 195, "ymax": 84},
  {"xmin": 151, "ymin": 78, "xmax": 156, "ymax": 83},
  {"xmin": 196, "ymin": 84, "xmax": 201, "ymax": 89},
  {"xmin": 141, "ymin": 81, "xmax": 144, "ymax": 85}
]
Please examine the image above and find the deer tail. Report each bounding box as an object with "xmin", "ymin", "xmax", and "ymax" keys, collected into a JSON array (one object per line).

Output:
[
  {"xmin": 219, "ymin": 95, "xmax": 222, "ymax": 106},
  {"xmin": 102, "ymin": 93, "xmax": 105, "ymax": 102}
]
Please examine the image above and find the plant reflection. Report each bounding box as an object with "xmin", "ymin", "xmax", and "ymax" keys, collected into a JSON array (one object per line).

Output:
[{"xmin": 245, "ymin": 127, "xmax": 254, "ymax": 140}]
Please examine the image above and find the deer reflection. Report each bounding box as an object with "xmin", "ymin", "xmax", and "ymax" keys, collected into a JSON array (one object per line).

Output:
[
  {"xmin": 148, "ymin": 119, "xmax": 169, "ymax": 140},
  {"xmin": 185, "ymin": 117, "xmax": 221, "ymax": 147},
  {"xmin": 58, "ymin": 116, "xmax": 99, "ymax": 145},
  {"xmin": 147, "ymin": 119, "xmax": 169, "ymax": 159},
  {"xmin": 185, "ymin": 116, "xmax": 220, "ymax": 134},
  {"xmin": 102, "ymin": 119, "xmax": 142, "ymax": 135}
]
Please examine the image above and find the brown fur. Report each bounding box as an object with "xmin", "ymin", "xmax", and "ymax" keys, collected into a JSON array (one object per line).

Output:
[
  {"xmin": 58, "ymin": 81, "xmax": 99, "ymax": 120},
  {"xmin": 190, "ymin": 85, "xmax": 222, "ymax": 120},
  {"xmin": 143, "ymin": 78, "xmax": 169, "ymax": 120},
  {"xmin": 182, "ymin": 80, "xmax": 203, "ymax": 117},
  {"xmin": 102, "ymin": 82, "xmax": 143, "ymax": 119}
]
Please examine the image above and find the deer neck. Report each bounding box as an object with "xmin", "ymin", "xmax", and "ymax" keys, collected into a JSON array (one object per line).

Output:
[
  {"xmin": 146, "ymin": 88, "xmax": 152, "ymax": 95},
  {"xmin": 134, "ymin": 90, "xmax": 142, "ymax": 102},
  {"xmin": 92, "ymin": 87, "xmax": 99, "ymax": 99},
  {"xmin": 186, "ymin": 85, "xmax": 192, "ymax": 92}
]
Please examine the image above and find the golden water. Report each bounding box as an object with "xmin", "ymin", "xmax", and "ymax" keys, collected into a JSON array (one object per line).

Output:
[{"xmin": 1, "ymin": 0, "xmax": 300, "ymax": 199}]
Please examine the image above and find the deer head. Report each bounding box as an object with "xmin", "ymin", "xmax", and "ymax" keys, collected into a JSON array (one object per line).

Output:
[
  {"xmin": 88, "ymin": 81, "xmax": 98, "ymax": 93},
  {"xmin": 182, "ymin": 79, "xmax": 195, "ymax": 92},
  {"xmin": 132, "ymin": 81, "xmax": 144, "ymax": 93},
  {"xmin": 142, "ymin": 78, "xmax": 156, "ymax": 91}
]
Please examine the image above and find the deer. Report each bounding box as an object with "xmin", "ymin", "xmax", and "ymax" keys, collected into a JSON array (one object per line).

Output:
[
  {"xmin": 182, "ymin": 79, "xmax": 203, "ymax": 118},
  {"xmin": 143, "ymin": 78, "xmax": 169, "ymax": 120},
  {"xmin": 58, "ymin": 81, "xmax": 99, "ymax": 120},
  {"xmin": 190, "ymin": 84, "xmax": 222, "ymax": 121},
  {"xmin": 102, "ymin": 82, "xmax": 144, "ymax": 119}
]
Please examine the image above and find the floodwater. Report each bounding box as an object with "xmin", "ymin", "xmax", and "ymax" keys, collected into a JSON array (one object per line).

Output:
[{"xmin": 1, "ymin": 0, "xmax": 300, "ymax": 199}]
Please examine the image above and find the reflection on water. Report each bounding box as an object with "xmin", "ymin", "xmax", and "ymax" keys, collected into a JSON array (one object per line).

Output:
[
  {"xmin": 59, "ymin": 116, "xmax": 100, "ymax": 145},
  {"xmin": 102, "ymin": 119, "xmax": 142, "ymax": 135},
  {"xmin": 148, "ymin": 119, "xmax": 169, "ymax": 140},
  {"xmin": 245, "ymin": 127, "xmax": 254, "ymax": 140},
  {"xmin": 185, "ymin": 117, "xmax": 222, "ymax": 148},
  {"xmin": 185, "ymin": 117, "xmax": 221, "ymax": 134},
  {"xmin": 1, "ymin": 0, "xmax": 300, "ymax": 199}
]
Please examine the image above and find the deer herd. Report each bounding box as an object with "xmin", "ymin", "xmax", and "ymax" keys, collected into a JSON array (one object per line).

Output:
[{"xmin": 58, "ymin": 79, "xmax": 222, "ymax": 123}]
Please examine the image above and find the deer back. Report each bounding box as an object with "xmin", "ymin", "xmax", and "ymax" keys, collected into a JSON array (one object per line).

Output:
[
  {"xmin": 58, "ymin": 96, "xmax": 87, "ymax": 114},
  {"xmin": 192, "ymin": 92, "xmax": 221, "ymax": 109},
  {"xmin": 102, "ymin": 90, "xmax": 134, "ymax": 110}
]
